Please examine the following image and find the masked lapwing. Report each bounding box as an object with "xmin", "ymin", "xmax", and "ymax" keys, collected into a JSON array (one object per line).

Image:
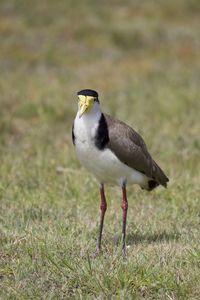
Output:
[{"xmin": 72, "ymin": 89, "xmax": 169, "ymax": 254}]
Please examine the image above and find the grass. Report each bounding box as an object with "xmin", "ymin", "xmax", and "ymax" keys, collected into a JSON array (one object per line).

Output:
[{"xmin": 0, "ymin": 0, "xmax": 200, "ymax": 298}]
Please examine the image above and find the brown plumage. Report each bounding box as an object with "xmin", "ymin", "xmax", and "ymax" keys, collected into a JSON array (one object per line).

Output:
[
  {"xmin": 105, "ymin": 114, "xmax": 169, "ymax": 190},
  {"xmin": 74, "ymin": 89, "xmax": 169, "ymax": 254}
]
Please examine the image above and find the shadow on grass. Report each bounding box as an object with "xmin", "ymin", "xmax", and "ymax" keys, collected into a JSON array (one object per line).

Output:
[{"xmin": 126, "ymin": 231, "xmax": 181, "ymax": 245}]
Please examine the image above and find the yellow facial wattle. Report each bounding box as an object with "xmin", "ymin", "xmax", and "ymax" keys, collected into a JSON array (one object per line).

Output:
[{"xmin": 78, "ymin": 95, "xmax": 95, "ymax": 117}]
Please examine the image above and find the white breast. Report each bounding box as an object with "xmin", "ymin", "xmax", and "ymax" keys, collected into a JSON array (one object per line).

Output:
[{"xmin": 73, "ymin": 111, "xmax": 148, "ymax": 187}]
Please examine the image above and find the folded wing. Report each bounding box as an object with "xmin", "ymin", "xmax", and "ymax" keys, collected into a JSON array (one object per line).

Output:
[{"xmin": 105, "ymin": 114, "xmax": 169, "ymax": 187}]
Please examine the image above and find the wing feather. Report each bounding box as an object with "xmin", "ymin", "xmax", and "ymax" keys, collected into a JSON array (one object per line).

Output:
[{"xmin": 105, "ymin": 114, "xmax": 169, "ymax": 187}]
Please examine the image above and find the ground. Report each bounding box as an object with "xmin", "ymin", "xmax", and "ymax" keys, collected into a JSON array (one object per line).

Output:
[{"xmin": 0, "ymin": 0, "xmax": 200, "ymax": 299}]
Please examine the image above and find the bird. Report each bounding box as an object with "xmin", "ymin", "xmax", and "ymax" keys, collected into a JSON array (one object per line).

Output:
[{"xmin": 72, "ymin": 89, "xmax": 169, "ymax": 254}]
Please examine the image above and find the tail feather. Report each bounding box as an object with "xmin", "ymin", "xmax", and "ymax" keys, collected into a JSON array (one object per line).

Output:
[{"xmin": 152, "ymin": 160, "xmax": 169, "ymax": 188}]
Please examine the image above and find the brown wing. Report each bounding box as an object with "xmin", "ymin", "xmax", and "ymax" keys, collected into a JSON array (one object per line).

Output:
[{"xmin": 105, "ymin": 114, "xmax": 169, "ymax": 187}]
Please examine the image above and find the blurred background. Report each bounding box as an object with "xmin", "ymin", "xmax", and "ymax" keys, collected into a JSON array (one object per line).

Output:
[
  {"xmin": 1, "ymin": 1, "xmax": 200, "ymax": 298},
  {"xmin": 0, "ymin": 0, "xmax": 199, "ymax": 172}
]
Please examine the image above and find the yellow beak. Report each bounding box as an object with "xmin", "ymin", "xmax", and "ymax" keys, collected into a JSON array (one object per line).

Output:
[{"xmin": 78, "ymin": 95, "xmax": 94, "ymax": 118}]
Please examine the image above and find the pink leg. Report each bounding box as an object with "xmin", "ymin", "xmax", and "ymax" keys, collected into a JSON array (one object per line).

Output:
[
  {"xmin": 121, "ymin": 184, "xmax": 128, "ymax": 254},
  {"xmin": 97, "ymin": 184, "xmax": 107, "ymax": 253}
]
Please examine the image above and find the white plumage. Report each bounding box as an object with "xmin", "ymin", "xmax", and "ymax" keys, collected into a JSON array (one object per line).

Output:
[
  {"xmin": 73, "ymin": 102, "xmax": 148, "ymax": 188},
  {"xmin": 72, "ymin": 89, "xmax": 169, "ymax": 254}
]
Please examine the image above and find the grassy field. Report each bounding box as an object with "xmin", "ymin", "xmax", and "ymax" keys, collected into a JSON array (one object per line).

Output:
[{"xmin": 0, "ymin": 0, "xmax": 200, "ymax": 298}]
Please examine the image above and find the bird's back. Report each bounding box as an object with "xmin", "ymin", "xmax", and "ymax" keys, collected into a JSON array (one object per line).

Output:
[{"xmin": 105, "ymin": 114, "xmax": 169, "ymax": 189}]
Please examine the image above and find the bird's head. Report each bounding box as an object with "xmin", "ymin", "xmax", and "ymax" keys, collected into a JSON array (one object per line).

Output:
[{"xmin": 77, "ymin": 89, "xmax": 99, "ymax": 118}]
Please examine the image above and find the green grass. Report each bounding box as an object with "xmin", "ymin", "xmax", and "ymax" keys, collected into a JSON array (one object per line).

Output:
[{"xmin": 0, "ymin": 0, "xmax": 200, "ymax": 298}]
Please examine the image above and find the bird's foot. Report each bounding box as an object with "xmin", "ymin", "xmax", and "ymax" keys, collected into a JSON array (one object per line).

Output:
[
  {"xmin": 93, "ymin": 247, "xmax": 102, "ymax": 258},
  {"xmin": 122, "ymin": 246, "xmax": 128, "ymax": 259}
]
